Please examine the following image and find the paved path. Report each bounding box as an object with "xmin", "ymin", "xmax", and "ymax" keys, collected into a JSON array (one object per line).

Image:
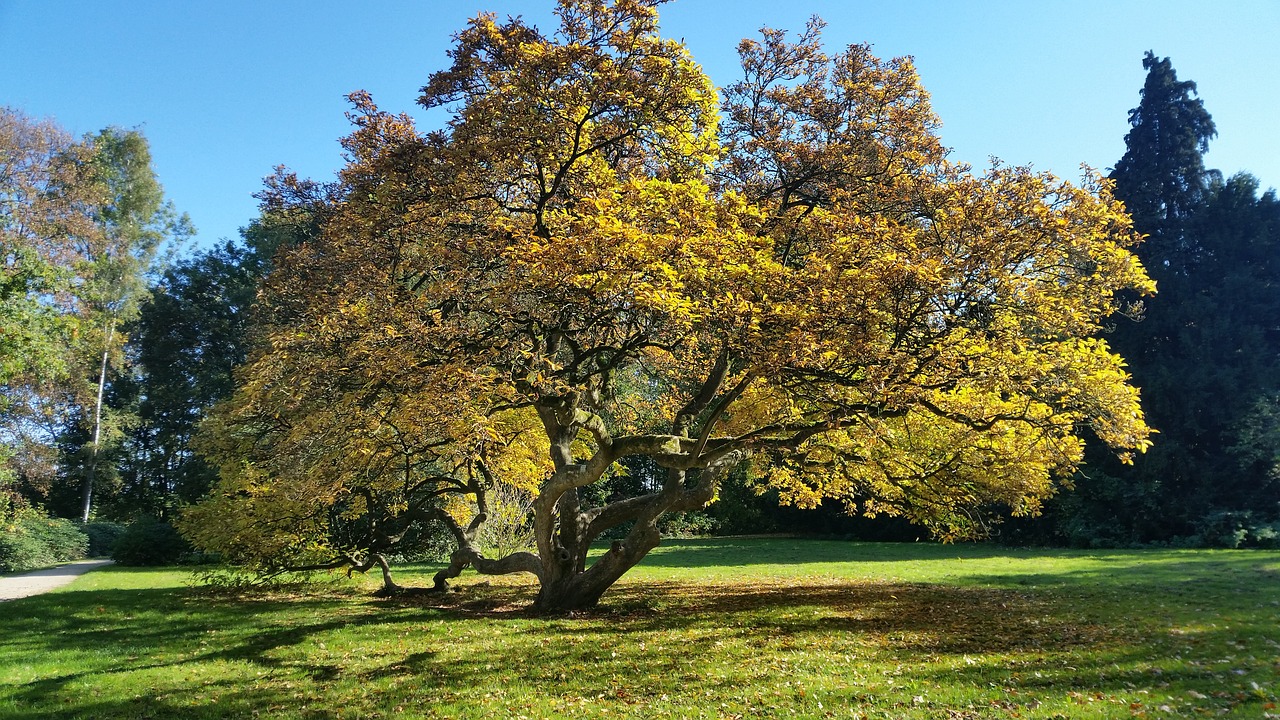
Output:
[{"xmin": 0, "ymin": 559, "xmax": 114, "ymax": 601}]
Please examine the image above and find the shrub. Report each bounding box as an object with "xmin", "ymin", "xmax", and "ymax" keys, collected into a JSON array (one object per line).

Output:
[
  {"xmin": 0, "ymin": 509, "xmax": 88, "ymax": 572},
  {"xmin": 82, "ymin": 521, "xmax": 126, "ymax": 557},
  {"xmin": 383, "ymin": 524, "xmax": 453, "ymax": 564},
  {"xmin": 474, "ymin": 485, "xmax": 537, "ymax": 557},
  {"xmin": 30, "ymin": 515, "xmax": 89, "ymax": 560},
  {"xmin": 111, "ymin": 517, "xmax": 192, "ymax": 566},
  {"xmin": 1253, "ymin": 523, "xmax": 1280, "ymax": 549},
  {"xmin": 0, "ymin": 527, "xmax": 49, "ymax": 572},
  {"xmin": 1194, "ymin": 511, "xmax": 1255, "ymax": 549},
  {"xmin": 658, "ymin": 511, "xmax": 719, "ymax": 538}
]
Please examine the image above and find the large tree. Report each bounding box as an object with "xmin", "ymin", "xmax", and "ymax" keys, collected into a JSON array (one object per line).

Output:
[
  {"xmin": 60, "ymin": 127, "xmax": 191, "ymax": 522},
  {"xmin": 106, "ymin": 216, "xmax": 290, "ymax": 519},
  {"xmin": 0, "ymin": 108, "xmax": 98, "ymax": 508},
  {"xmin": 1045, "ymin": 54, "xmax": 1280, "ymax": 546},
  {"xmin": 1109, "ymin": 51, "xmax": 1216, "ymax": 246},
  {"xmin": 184, "ymin": 0, "xmax": 1152, "ymax": 611},
  {"xmin": 0, "ymin": 111, "xmax": 189, "ymax": 520}
]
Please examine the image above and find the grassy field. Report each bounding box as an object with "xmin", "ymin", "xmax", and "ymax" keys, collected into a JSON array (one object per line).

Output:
[{"xmin": 1, "ymin": 539, "xmax": 1278, "ymax": 719}]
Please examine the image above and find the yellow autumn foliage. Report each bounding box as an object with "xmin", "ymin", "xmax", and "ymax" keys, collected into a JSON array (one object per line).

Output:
[{"xmin": 184, "ymin": 1, "xmax": 1152, "ymax": 608}]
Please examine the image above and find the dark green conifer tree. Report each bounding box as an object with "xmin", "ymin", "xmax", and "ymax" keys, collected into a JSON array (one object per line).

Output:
[
  {"xmin": 1110, "ymin": 51, "xmax": 1217, "ymax": 255},
  {"xmin": 1037, "ymin": 54, "xmax": 1280, "ymax": 546}
]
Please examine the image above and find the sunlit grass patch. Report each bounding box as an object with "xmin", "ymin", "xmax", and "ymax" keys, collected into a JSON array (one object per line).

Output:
[{"xmin": 1, "ymin": 539, "xmax": 1277, "ymax": 718}]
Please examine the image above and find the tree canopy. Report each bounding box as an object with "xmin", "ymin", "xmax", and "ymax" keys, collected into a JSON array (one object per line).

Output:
[
  {"xmin": 1, "ymin": 108, "xmax": 96, "ymax": 505},
  {"xmin": 183, "ymin": 0, "xmax": 1153, "ymax": 611},
  {"xmin": 106, "ymin": 229, "xmax": 278, "ymax": 519},
  {"xmin": 66, "ymin": 127, "xmax": 190, "ymax": 522},
  {"xmin": 1, "ymin": 109, "xmax": 187, "ymax": 520},
  {"xmin": 1110, "ymin": 51, "xmax": 1216, "ymax": 240}
]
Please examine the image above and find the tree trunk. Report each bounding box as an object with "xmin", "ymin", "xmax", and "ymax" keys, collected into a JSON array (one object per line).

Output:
[
  {"xmin": 369, "ymin": 554, "xmax": 405, "ymax": 596},
  {"xmin": 532, "ymin": 521, "xmax": 662, "ymax": 613},
  {"xmin": 534, "ymin": 577, "xmax": 603, "ymax": 613},
  {"xmin": 81, "ymin": 323, "xmax": 115, "ymax": 523},
  {"xmin": 525, "ymin": 457, "xmax": 741, "ymax": 612}
]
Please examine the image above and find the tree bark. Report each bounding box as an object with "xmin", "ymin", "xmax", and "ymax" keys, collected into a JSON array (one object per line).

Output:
[
  {"xmin": 529, "ymin": 453, "xmax": 744, "ymax": 612},
  {"xmin": 532, "ymin": 528, "xmax": 660, "ymax": 612},
  {"xmin": 81, "ymin": 322, "xmax": 114, "ymax": 523}
]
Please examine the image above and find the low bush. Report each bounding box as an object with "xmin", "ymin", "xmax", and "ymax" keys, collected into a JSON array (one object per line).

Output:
[
  {"xmin": 473, "ymin": 486, "xmax": 537, "ymax": 557},
  {"xmin": 1191, "ymin": 511, "xmax": 1280, "ymax": 549},
  {"xmin": 0, "ymin": 509, "xmax": 88, "ymax": 572},
  {"xmin": 111, "ymin": 517, "xmax": 192, "ymax": 566},
  {"xmin": 658, "ymin": 511, "xmax": 719, "ymax": 538},
  {"xmin": 82, "ymin": 521, "xmax": 126, "ymax": 557},
  {"xmin": 1253, "ymin": 522, "xmax": 1280, "ymax": 549}
]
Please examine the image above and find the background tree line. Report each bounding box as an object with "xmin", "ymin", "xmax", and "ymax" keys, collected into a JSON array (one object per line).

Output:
[
  {"xmin": 1, "ymin": 108, "xmax": 197, "ymax": 569},
  {"xmin": 2, "ymin": 46, "xmax": 1276, "ymax": 575}
]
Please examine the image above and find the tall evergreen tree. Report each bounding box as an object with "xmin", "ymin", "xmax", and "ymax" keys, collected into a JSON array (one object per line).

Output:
[
  {"xmin": 1178, "ymin": 176, "xmax": 1280, "ymax": 524},
  {"xmin": 1037, "ymin": 54, "xmax": 1280, "ymax": 546},
  {"xmin": 1110, "ymin": 51, "xmax": 1217, "ymax": 264}
]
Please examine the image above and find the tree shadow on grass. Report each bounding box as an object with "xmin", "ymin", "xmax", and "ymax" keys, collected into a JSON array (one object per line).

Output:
[
  {"xmin": 361, "ymin": 577, "xmax": 1271, "ymax": 716},
  {"xmin": 3, "ymin": 554, "xmax": 1276, "ymax": 718},
  {"xmin": 0, "ymin": 583, "xmax": 423, "ymax": 718}
]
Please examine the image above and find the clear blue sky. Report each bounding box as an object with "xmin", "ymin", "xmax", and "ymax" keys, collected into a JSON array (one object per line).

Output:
[{"xmin": 3, "ymin": 1, "xmax": 1277, "ymax": 249}]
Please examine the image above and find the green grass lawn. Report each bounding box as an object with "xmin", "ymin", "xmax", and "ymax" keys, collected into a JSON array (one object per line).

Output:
[{"xmin": 1, "ymin": 539, "xmax": 1278, "ymax": 719}]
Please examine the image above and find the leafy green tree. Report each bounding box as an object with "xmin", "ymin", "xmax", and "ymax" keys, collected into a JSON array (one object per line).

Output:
[
  {"xmin": 109, "ymin": 217, "xmax": 288, "ymax": 518},
  {"xmin": 1155, "ymin": 175, "xmax": 1280, "ymax": 535},
  {"xmin": 60, "ymin": 128, "xmax": 191, "ymax": 522},
  {"xmin": 2, "ymin": 112, "xmax": 192, "ymax": 524},
  {"xmin": 1, "ymin": 108, "xmax": 98, "ymax": 509}
]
